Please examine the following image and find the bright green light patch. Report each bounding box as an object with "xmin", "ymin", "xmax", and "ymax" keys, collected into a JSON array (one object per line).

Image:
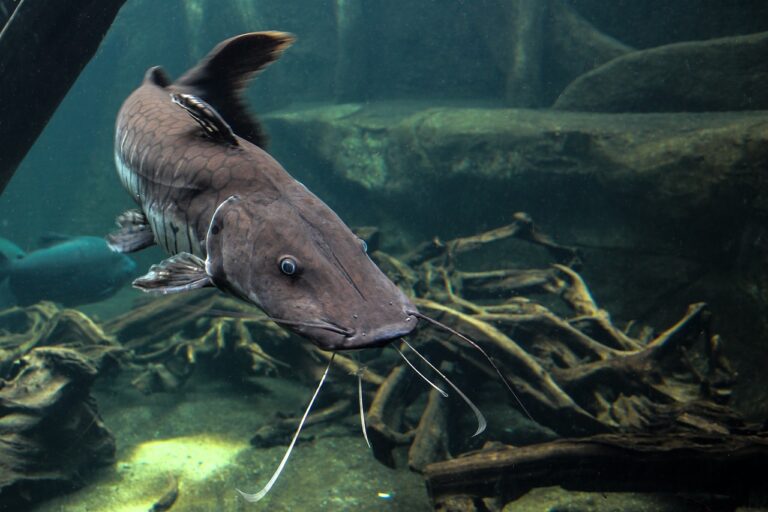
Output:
[{"xmin": 127, "ymin": 434, "xmax": 241, "ymax": 482}]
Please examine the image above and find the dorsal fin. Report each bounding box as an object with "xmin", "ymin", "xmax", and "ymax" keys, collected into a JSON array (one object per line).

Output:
[
  {"xmin": 144, "ymin": 66, "xmax": 171, "ymax": 88},
  {"xmin": 171, "ymin": 93, "xmax": 238, "ymax": 146},
  {"xmin": 173, "ymin": 31, "xmax": 295, "ymax": 149},
  {"xmin": 37, "ymin": 232, "xmax": 72, "ymax": 248}
]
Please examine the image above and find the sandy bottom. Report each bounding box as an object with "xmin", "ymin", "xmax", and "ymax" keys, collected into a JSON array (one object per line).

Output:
[{"xmin": 32, "ymin": 372, "xmax": 431, "ymax": 512}]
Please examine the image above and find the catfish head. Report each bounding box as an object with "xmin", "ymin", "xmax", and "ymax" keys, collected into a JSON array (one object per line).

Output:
[{"xmin": 204, "ymin": 194, "xmax": 418, "ymax": 350}]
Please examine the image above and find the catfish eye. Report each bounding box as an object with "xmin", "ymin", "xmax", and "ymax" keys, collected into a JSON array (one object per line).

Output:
[
  {"xmin": 279, "ymin": 256, "xmax": 298, "ymax": 276},
  {"xmin": 360, "ymin": 239, "xmax": 368, "ymax": 253}
]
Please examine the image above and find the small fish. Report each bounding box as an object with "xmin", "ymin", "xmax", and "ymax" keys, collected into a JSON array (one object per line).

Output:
[
  {"xmin": 149, "ymin": 474, "xmax": 179, "ymax": 512},
  {"xmin": 109, "ymin": 31, "xmax": 514, "ymax": 502},
  {"xmin": 1, "ymin": 235, "xmax": 136, "ymax": 307}
]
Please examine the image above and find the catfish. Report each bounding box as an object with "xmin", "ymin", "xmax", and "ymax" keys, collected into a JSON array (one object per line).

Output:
[{"xmin": 108, "ymin": 31, "xmax": 520, "ymax": 502}]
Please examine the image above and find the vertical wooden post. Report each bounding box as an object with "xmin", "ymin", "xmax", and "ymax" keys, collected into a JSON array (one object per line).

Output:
[{"xmin": 0, "ymin": 0, "xmax": 127, "ymax": 195}]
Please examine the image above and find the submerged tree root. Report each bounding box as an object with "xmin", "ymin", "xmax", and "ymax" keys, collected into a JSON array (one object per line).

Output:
[{"xmin": 0, "ymin": 212, "xmax": 752, "ymax": 509}]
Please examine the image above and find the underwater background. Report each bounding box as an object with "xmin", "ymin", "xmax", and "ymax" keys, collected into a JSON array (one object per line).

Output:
[{"xmin": 1, "ymin": 1, "xmax": 768, "ymax": 511}]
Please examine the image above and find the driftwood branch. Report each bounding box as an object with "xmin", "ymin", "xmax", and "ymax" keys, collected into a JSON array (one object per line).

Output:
[
  {"xmin": 250, "ymin": 399, "xmax": 353, "ymax": 448},
  {"xmin": 366, "ymin": 365, "xmax": 417, "ymax": 467},
  {"xmin": 425, "ymin": 433, "xmax": 768, "ymax": 506},
  {"xmin": 0, "ymin": 213, "xmax": 740, "ymax": 442},
  {"xmin": 408, "ymin": 363, "xmax": 452, "ymax": 473}
]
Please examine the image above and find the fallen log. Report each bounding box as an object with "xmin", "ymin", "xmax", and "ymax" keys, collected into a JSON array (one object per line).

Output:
[{"xmin": 425, "ymin": 433, "xmax": 768, "ymax": 507}]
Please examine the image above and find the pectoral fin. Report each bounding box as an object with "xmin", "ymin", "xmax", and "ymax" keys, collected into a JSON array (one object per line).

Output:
[
  {"xmin": 133, "ymin": 253, "xmax": 212, "ymax": 294},
  {"xmin": 107, "ymin": 209, "xmax": 156, "ymax": 253},
  {"xmin": 171, "ymin": 93, "xmax": 238, "ymax": 146}
]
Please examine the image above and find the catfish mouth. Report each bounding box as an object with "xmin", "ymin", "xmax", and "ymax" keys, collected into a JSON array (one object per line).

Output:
[
  {"xmin": 336, "ymin": 313, "xmax": 418, "ymax": 349},
  {"xmin": 273, "ymin": 313, "xmax": 419, "ymax": 351}
]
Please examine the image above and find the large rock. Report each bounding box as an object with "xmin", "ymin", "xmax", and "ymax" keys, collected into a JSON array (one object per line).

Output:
[
  {"xmin": 0, "ymin": 348, "xmax": 115, "ymax": 510},
  {"xmin": 554, "ymin": 31, "xmax": 768, "ymax": 113},
  {"xmin": 266, "ymin": 103, "xmax": 768, "ymax": 247},
  {"xmin": 564, "ymin": 0, "xmax": 768, "ymax": 49},
  {"xmin": 480, "ymin": 0, "xmax": 632, "ymax": 106},
  {"xmin": 544, "ymin": 0, "xmax": 632, "ymax": 101}
]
